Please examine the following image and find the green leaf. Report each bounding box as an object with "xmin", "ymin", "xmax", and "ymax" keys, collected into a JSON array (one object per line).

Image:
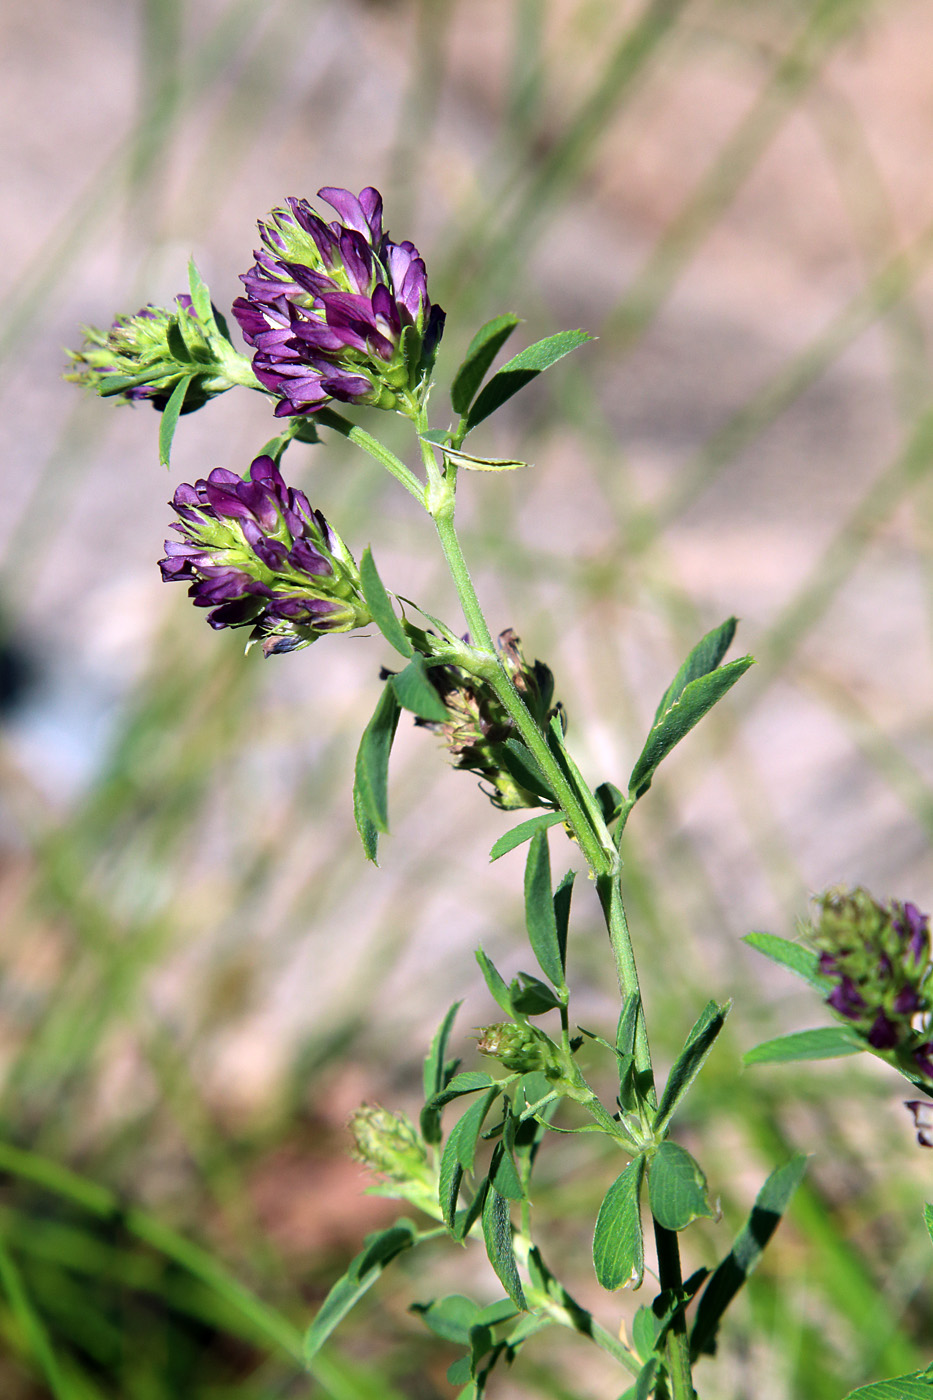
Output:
[
  {"xmin": 463, "ymin": 329, "xmax": 593, "ymax": 434},
  {"xmin": 498, "ymin": 739, "xmax": 556, "ymax": 805},
  {"xmin": 509, "ymin": 972, "xmax": 562, "ymax": 1016},
  {"xmin": 691, "ymin": 1154, "xmax": 807, "ymax": 1358},
  {"xmin": 743, "ymin": 1026, "xmax": 862, "ymax": 1066},
  {"xmin": 352, "ymin": 685, "xmax": 402, "ymax": 857},
  {"xmin": 411, "ymin": 1294, "xmax": 481, "ymax": 1345},
  {"xmin": 423, "ymin": 1001, "xmax": 462, "ymax": 1102},
  {"xmin": 647, "ymin": 1142, "xmax": 714, "ymax": 1231},
  {"xmin": 489, "ymin": 1139, "xmax": 525, "ymax": 1202},
  {"xmin": 654, "ymin": 1001, "xmax": 730, "ymax": 1135},
  {"xmin": 476, "ymin": 949, "xmax": 515, "ymax": 1016},
  {"xmin": 481, "ymin": 1187, "xmax": 525, "ymax": 1309},
  {"xmin": 304, "ymin": 1220, "xmax": 417, "ymax": 1361},
  {"xmin": 489, "ymin": 812, "xmax": 565, "ymax": 862},
  {"xmin": 453, "ymin": 1089, "xmax": 502, "ymax": 1175},
  {"xmin": 158, "ymin": 375, "xmax": 190, "ymax": 467},
  {"xmin": 743, "ymin": 932, "xmax": 828, "ymax": 991},
  {"xmin": 634, "ymin": 1357, "xmax": 660, "ymax": 1400},
  {"xmin": 924, "ymin": 1202, "xmax": 933, "ymax": 1250},
  {"xmin": 593, "ymin": 1155, "xmax": 646, "ymax": 1291},
  {"xmin": 439, "ymin": 1088, "xmax": 502, "ymax": 1229},
  {"xmin": 360, "ymin": 548, "xmax": 413, "ymax": 658},
  {"xmin": 187, "ymin": 258, "xmax": 215, "ymax": 328},
  {"xmin": 523, "ymin": 830, "xmax": 567, "ymax": 993},
  {"xmin": 424, "ymin": 1071, "xmax": 497, "ymax": 1117},
  {"xmin": 451, "ymin": 313, "xmax": 521, "ymax": 415},
  {"xmin": 352, "ymin": 785, "xmax": 380, "ymax": 865},
  {"xmin": 629, "ymin": 657, "xmax": 753, "ymax": 799},
  {"xmin": 389, "ymin": 655, "xmax": 450, "ymax": 721},
  {"xmin": 440, "ymin": 446, "xmax": 530, "ymax": 472},
  {"xmin": 652, "ymin": 617, "xmax": 738, "ymax": 724},
  {"xmin": 841, "ymin": 1378, "xmax": 933, "ymax": 1399}
]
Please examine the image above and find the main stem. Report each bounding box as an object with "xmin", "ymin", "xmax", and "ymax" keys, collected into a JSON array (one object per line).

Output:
[{"xmin": 654, "ymin": 1221, "xmax": 695, "ymax": 1400}]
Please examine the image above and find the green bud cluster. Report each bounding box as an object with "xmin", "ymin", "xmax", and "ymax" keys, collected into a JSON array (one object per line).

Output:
[
  {"xmin": 476, "ymin": 1022, "xmax": 562, "ymax": 1077},
  {"xmin": 348, "ymin": 1106, "xmax": 431, "ymax": 1183},
  {"xmin": 66, "ymin": 293, "xmax": 256, "ymax": 411}
]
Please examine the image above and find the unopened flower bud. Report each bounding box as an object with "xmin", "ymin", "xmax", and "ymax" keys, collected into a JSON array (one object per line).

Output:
[
  {"xmin": 159, "ymin": 453, "xmax": 370, "ymax": 655},
  {"xmin": 476, "ymin": 1022, "xmax": 561, "ymax": 1077},
  {"xmin": 66, "ymin": 295, "xmax": 254, "ymax": 410}
]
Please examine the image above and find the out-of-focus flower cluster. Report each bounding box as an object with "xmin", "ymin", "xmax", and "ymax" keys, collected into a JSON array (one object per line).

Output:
[
  {"xmin": 66, "ymin": 295, "xmax": 251, "ymax": 411},
  {"xmin": 415, "ymin": 630, "xmax": 562, "ymax": 810},
  {"xmin": 808, "ymin": 888, "xmax": 933, "ymax": 1079},
  {"xmin": 159, "ymin": 454, "xmax": 370, "ymax": 656},
  {"xmin": 233, "ymin": 186, "xmax": 444, "ymax": 418},
  {"xmin": 348, "ymin": 1106, "xmax": 437, "ymax": 1213}
]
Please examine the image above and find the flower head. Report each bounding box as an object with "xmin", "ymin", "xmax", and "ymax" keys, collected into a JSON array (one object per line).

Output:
[
  {"xmin": 66, "ymin": 295, "xmax": 249, "ymax": 411},
  {"xmin": 807, "ymin": 887, "xmax": 933, "ymax": 1083},
  {"xmin": 414, "ymin": 630, "xmax": 563, "ymax": 810},
  {"xmin": 476, "ymin": 1022, "xmax": 561, "ymax": 1077},
  {"xmin": 159, "ymin": 454, "xmax": 370, "ymax": 655},
  {"xmin": 232, "ymin": 186, "xmax": 445, "ymax": 418}
]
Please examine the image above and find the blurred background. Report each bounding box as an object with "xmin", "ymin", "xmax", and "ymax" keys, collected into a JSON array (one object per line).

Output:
[{"xmin": 3, "ymin": 0, "xmax": 933, "ymax": 1395}]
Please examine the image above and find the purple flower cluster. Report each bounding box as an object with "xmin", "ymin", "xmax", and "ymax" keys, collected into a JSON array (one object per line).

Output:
[
  {"xmin": 810, "ymin": 889, "xmax": 933, "ymax": 1081},
  {"xmin": 233, "ymin": 186, "xmax": 445, "ymax": 418},
  {"xmin": 159, "ymin": 455, "xmax": 370, "ymax": 655}
]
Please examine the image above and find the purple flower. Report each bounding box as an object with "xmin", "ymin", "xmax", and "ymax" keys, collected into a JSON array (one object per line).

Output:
[
  {"xmin": 827, "ymin": 977, "xmax": 865, "ymax": 1021},
  {"xmin": 894, "ymin": 901, "xmax": 930, "ymax": 964},
  {"xmin": 159, "ymin": 454, "xmax": 370, "ymax": 655},
  {"xmin": 233, "ymin": 186, "xmax": 445, "ymax": 419}
]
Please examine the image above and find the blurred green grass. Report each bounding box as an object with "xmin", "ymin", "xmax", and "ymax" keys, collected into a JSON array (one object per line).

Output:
[{"xmin": 2, "ymin": 0, "xmax": 933, "ymax": 1395}]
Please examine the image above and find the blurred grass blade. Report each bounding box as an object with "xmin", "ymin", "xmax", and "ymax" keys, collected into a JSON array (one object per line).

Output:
[{"xmin": 691, "ymin": 1154, "xmax": 808, "ymax": 1358}]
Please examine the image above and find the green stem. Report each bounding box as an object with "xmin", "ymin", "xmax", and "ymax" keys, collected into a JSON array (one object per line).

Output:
[
  {"xmin": 597, "ymin": 872, "xmax": 655, "ymax": 1098},
  {"xmin": 317, "ymin": 408, "xmax": 426, "ymax": 503},
  {"xmin": 653, "ymin": 1220, "xmax": 696, "ymax": 1400}
]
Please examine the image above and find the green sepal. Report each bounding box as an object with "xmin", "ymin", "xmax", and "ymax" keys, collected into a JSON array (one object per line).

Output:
[
  {"xmin": 360, "ymin": 547, "xmax": 413, "ymax": 659},
  {"xmin": 743, "ymin": 1026, "xmax": 862, "ymax": 1066},
  {"xmin": 421, "ymin": 1001, "xmax": 462, "ymax": 1143},
  {"xmin": 654, "ymin": 1000, "xmax": 730, "ymax": 1136},
  {"xmin": 303, "ymin": 1219, "xmax": 418, "ymax": 1361},
  {"xmin": 593, "ymin": 1155, "xmax": 646, "ymax": 1291},
  {"xmin": 389, "ymin": 655, "xmax": 450, "ymax": 721},
  {"xmin": 489, "ymin": 812, "xmax": 565, "ymax": 862},
  {"xmin": 451, "ymin": 313, "xmax": 521, "ymax": 416},
  {"xmin": 743, "ymin": 931, "xmax": 830, "ymax": 992},
  {"xmin": 476, "ymin": 949, "xmax": 516, "ymax": 1016},
  {"xmin": 691, "ymin": 1153, "xmax": 807, "ymax": 1358},
  {"xmin": 523, "ymin": 830, "xmax": 567, "ymax": 994},
  {"xmin": 629, "ymin": 654, "xmax": 753, "ymax": 800},
  {"xmin": 352, "ymin": 684, "xmax": 402, "ymax": 859},
  {"xmin": 158, "ymin": 375, "xmax": 191, "ymax": 467},
  {"xmin": 647, "ymin": 1142, "xmax": 714, "ymax": 1231},
  {"xmin": 481, "ymin": 1186, "xmax": 526, "ymax": 1309},
  {"xmin": 462, "ymin": 329, "xmax": 593, "ymax": 435}
]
